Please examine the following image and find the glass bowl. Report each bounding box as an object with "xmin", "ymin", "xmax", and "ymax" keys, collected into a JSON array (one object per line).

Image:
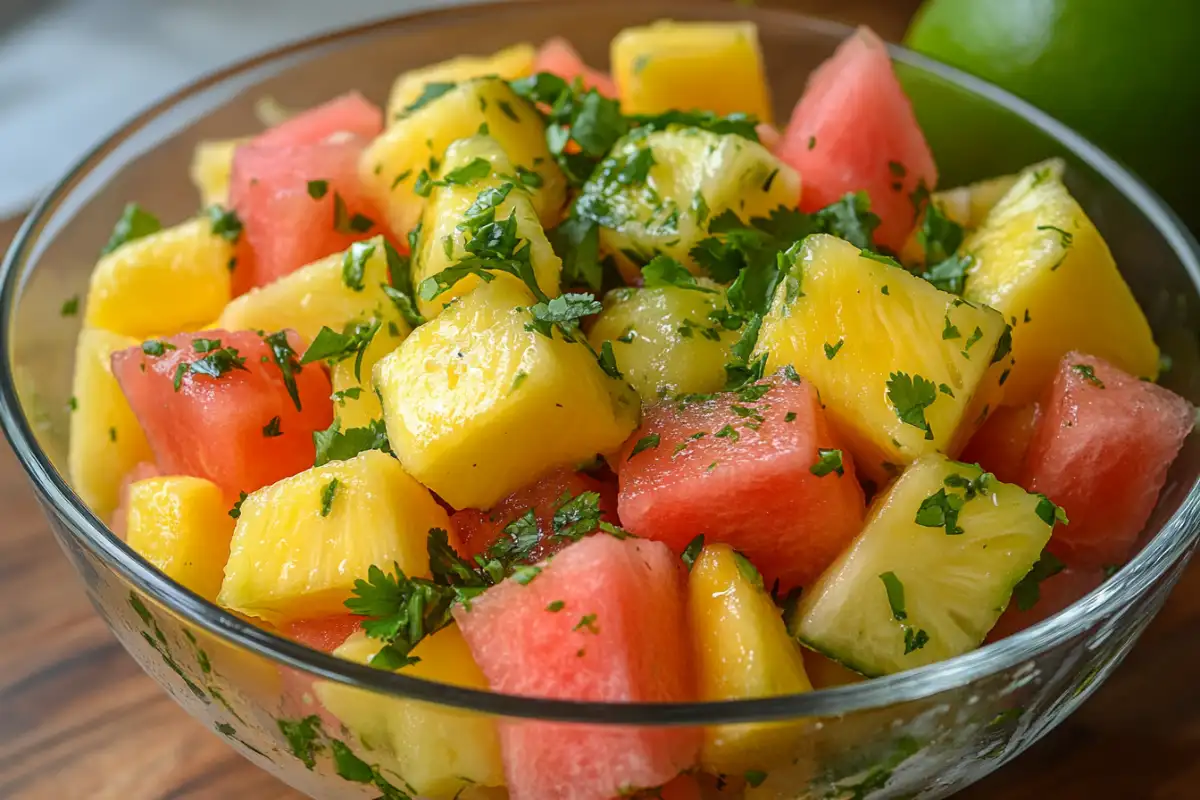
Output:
[{"xmin": 2, "ymin": 2, "xmax": 1198, "ymax": 798}]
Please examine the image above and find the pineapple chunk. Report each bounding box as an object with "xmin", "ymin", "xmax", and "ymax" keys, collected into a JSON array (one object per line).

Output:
[
  {"xmin": 374, "ymin": 279, "xmax": 640, "ymax": 510},
  {"xmin": 755, "ymin": 234, "xmax": 1010, "ymax": 484},
  {"xmin": 217, "ymin": 450, "xmax": 450, "ymax": 623},
  {"xmin": 587, "ymin": 281, "xmax": 736, "ymax": 402},
  {"xmin": 795, "ymin": 455, "xmax": 1054, "ymax": 676},
  {"xmin": 577, "ymin": 128, "xmax": 798, "ymax": 280},
  {"xmin": 316, "ymin": 628, "xmax": 505, "ymax": 798},
  {"xmin": 216, "ymin": 236, "xmax": 409, "ymax": 345},
  {"xmin": 386, "ymin": 43, "xmax": 536, "ymax": 121},
  {"xmin": 68, "ymin": 328, "xmax": 155, "ymax": 520},
  {"xmin": 190, "ymin": 138, "xmax": 247, "ymax": 207},
  {"xmin": 963, "ymin": 163, "xmax": 1159, "ymax": 405},
  {"xmin": 690, "ymin": 544, "xmax": 812, "ymax": 776},
  {"xmin": 361, "ymin": 78, "xmax": 566, "ymax": 240},
  {"xmin": 330, "ymin": 321, "xmax": 405, "ymax": 429},
  {"xmin": 412, "ymin": 135, "xmax": 562, "ymax": 320},
  {"xmin": 85, "ymin": 217, "xmax": 233, "ymax": 338},
  {"xmin": 612, "ymin": 21, "xmax": 773, "ymax": 123},
  {"xmin": 125, "ymin": 476, "xmax": 234, "ymax": 601}
]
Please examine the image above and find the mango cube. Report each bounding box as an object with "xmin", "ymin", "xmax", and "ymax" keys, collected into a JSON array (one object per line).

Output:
[
  {"xmin": 578, "ymin": 128, "xmax": 798, "ymax": 280},
  {"xmin": 386, "ymin": 43, "xmax": 536, "ymax": 121},
  {"xmin": 612, "ymin": 21, "xmax": 773, "ymax": 123},
  {"xmin": 963, "ymin": 163, "xmax": 1159, "ymax": 404},
  {"xmin": 411, "ymin": 135, "xmax": 562, "ymax": 320},
  {"xmin": 316, "ymin": 628, "xmax": 505, "ymax": 798},
  {"xmin": 690, "ymin": 544, "xmax": 812, "ymax": 775},
  {"xmin": 68, "ymin": 328, "xmax": 154, "ymax": 520},
  {"xmin": 755, "ymin": 234, "xmax": 1010, "ymax": 483},
  {"xmin": 216, "ymin": 235, "xmax": 409, "ymax": 345},
  {"xmin": 85, "ymin": 217, "xmax": 233, "ymax": 338},
  {"xmin": 125, "ymin": 476, "xmax": 234, "ymax": 601},
  {"xmin": 587, "ymin": 281, "xmax": 736, "ymax": 403},
  {"xmin": 217, "ymin": 450, "xmax": 450, "ymax": 623},
  {"xmin": 374, "ymin": 279, "xmax": 640, "ymax": 510},
  {"xmin": 361, "ymin": 78, "xmax": 566, "ymax": 240}
]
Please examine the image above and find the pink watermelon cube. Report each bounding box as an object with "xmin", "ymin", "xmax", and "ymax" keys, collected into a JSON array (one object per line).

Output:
[
  {"xmin": 776, "ymin": 26, "xmax": 938, "ymax": 252},
  {"xmin": 1024, "ymin": 352, "xmax": 1193, "ymax": 568},
  {"xmin": 230, "ymin": 137, "xmax": 383, "ymax": 288},
  {"xmin": 113, "ymin": 329, "xmax": 334, "ymax": 501},
  {"xmin": 617, "ymin": 373, "xmax": 865, "ymax": 592},
  {"xmin": 533, "ymin": 38, "xmax": 618, "ymax": 98},
  {"xmin": 251, "ymin": 91, "xmax": 383, "ymax": 149},
  {"xmin": 960, "ymin": 402, "xmax": 1041, "ymax": 485},
  {"xmin": 454, "ymin": 534, "xmax": 699, "ymax": 800}
]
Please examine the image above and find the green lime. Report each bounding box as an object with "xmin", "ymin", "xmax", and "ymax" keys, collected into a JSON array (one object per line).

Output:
[{"xmin": 905, "ymin": 0, "xmax": 1200, "ymax": 225}]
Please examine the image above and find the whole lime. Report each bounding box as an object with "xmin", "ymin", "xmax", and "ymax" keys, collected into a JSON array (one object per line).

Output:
[{"xmin": 906, "ymin": 0, "xmax": 1200, "ymax": 225}]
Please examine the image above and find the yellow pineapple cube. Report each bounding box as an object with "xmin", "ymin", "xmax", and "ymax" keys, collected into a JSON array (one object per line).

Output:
[
  {"xmin": 361, "ymin": 78, "xmax": 567, "ymax": 240},
  {"xmin": 412, "ymin": 135, "xmax": 562, "ymax": 320},
  {"xmin": 85, "ymin": 217, "xmax": 233, "ymax": 338},
  {"xmin": 794, "ymin": 455, "xmax": 1054, "ymax": 676},
  {"xmin": 190, "ymin": 138, "xmax": 247, "ymax": 208},
  {"xmin": 963, "ymin": 163, "xmax": 1159, "ymax": 404},
  {"xmin": 374, "ymin": 279, "xmax": 640, "ymax": 510},
  {"xmin": 612, "ymin": 21, "xmax": 773, "ymax": 123},
  {"xmin": 68, "ymin": 328, "xmax": 154, "ymax": 520},
  {"xmin": 317, "ymin": 627, "xmax": 505, "ymax": 798},
  {"xmin": 755, "ymin": 234, "xmax": 1010, "ymax": 483},
  {"xmin": 578, "ymin": 128, "xmax": 798, "ymax": 279},
  {"xmin": 125, "ymin": 476, "xmax": 234, "ymax": 601},
  {"xmin": 386, "ymin": 43, "xmax": 536, "ymax": 121},
  {"xmin": 587, "ymin": 281, "xmax": 736, "ymax": 403},
  {"xmin": 217, "ymin": 450, "xmax": 450, "ymax": 623},
  {"xmin": 330, "ymin": 321, "xmax": 405, "ymax": 429},
  {"xmin": 900, "ymin": 159, "xmax": 1063, "ymax": 266},
  {"xmin": 689, "ymin": 544, "xmax": 812, "ymax": 776},
  {"xmin": 216, "ymin": 236, "xmax": 409, "ymax": 345}
]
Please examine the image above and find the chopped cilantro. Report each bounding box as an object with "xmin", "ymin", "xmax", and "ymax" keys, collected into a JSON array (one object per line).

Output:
[
  {"xmin": 573, "ymin": 613, "xmax": 600, "ymax": 634},
  {"xmin": 681, "ymin": 534, "xmax": 704, "ymax": 572},
  {"xmin": 917, "ymin": 200, "xmax": 964, "ymax": 266},
  {"xmin": 886, "ymin": 372, "xmax": 937, "ymax": 440},
  {"xmin": 824, "ymin": 339, "xmax": 844, "ymax": 360},
  {"xmin": 262, "ymin": 331, "xmax": 304, "ymax": 411},
  {"xmin": 382, "ymin": 240, "xmax": 426, "ymax": 328},
  {"xmin": 525, "ymin": 292, "xmax": 603, "ymax": 339},
  {"xmin": 879, "ymin": 571, "xmax": 908, "ymax": 620},
  {"xmin": 141, "ymin": 339, "xmax": 176, "ymax": 356},
  {"xmin": 1034, "ymin": 495, "xmax": 1070, "ymax": 527},
  {"xmin": 745, "ymin": 770, "xmax": 768, "ymax": 788},
  {"xmin": 332, "ymin": 192, "xmax": 374, "ymax": 234},
  {"xmin": 942, "ymin": 315, "xmax": 961, "ymax": 340},
  {"xmin": 905, "ymin": 627, "xmax": 930, "ymax": 654},
  {"xmin": 262, "ymin": 416, "xmax": 282, "ymax": 437},
  {"xmin": 938, "ymin": 383, "xmax": 955, "ymax": 398},
  {"xmin": 810, "ymin": 448, "xmax": 845, "ymax": 477},
  {"xmin": 914, "ymin": 488, "xmax": 965, "ymax": 535},
  {"xmin": 60, "ymin": 296, "xmax": 79, "ymax": 317},
  {"xmin": 714, "ymin": 424, "xmax": 740, "ymax": 443},
  {"xmin": 172, "ymin": 342, "xmax": 248, "ymax": 391},
  {"xmin": 277, "ymin": 716, "xmax": 323, "ymax": 769},
  {"xmin": 784, "ymin": 411, "xmax": 797, "ymax": 423},
  {"xmin": 807, "ymin": 135, "xmax": 816, "ymax": 150},
  {"xmin": 102, "ymin": 203, "xmax": 161, "ymax": 256},
  {"xmin": 860, "ymin": 250, "xmax": 904, "ymax": 268},
  {"xmin": 306, "ymin": 180, "xmax": 328, "ymax": 199},
  {"xmin": 597, "ymin": 341, "xmax": 622, "ymax": 379},
  {"xmin": 1012, "ymin": 550, "xmax": 1066, "ymax": 611},
  {"xmin": 204, "ymin": 205, "xmax": 243, "ymax": 244},
  {"xmin": 922, "ymin": 253, "xmax": 972, "ymax": 295},
  {"xmin": 546, "ymin": 600, "xmax": 565, "ymax": 612},
  {"xmin": 229, "ymin": 491, "xmax": 248, "ymax": 520},
  {"xmin": 319, "ymin": 478, "xmax": 339, "ymax": 517},
  {"xmin": 549, "ymin": 213, "xmax": 603, "ymax": 293},
  {"xmin": 1071, "ymin": 363, "xmax": 1105, "ymax": 388},
  {"xmin": 313, "ymin": 417, "xmax": 391, "ymax": 467},
  {"xmin": 497, "ymin": 99, "xmax": 520, "ymax": 122},
  {"xmin": 1037, "ymin": 224, "xmax": 1074, "ymax": 249},
  {"xmin": 962, "ymin": 326, "xmax": 984, "ymax": 357},
  {"xmin": 630, "ymin": 108, "xmax": 760, "ymax": 141},
  {"xmin": 640, "ymin": 254, "xmax": 713, "ymax": 293},
  {"xmin": 345, "ymin": 559, "xmax": 458, "ymax": 669},
  {"xmin": 732, "ymin": 550, "xmax": 764, "ymax": 589},
  {"xmin": 300, "ymin": 319, "xmax": 381, "ymax": 383},
  {"xmin": 629, "ymin": 434, "xmax": 660, "ymax": 459},
  {"xmin": 401, "ymin": 81, "xmax": 457, "ymax": 116}
]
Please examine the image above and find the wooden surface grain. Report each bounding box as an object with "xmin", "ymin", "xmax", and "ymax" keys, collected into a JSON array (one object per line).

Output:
[{"xmin": 1, "ymin": 2, "xmax": 1198, "ymax": 798}]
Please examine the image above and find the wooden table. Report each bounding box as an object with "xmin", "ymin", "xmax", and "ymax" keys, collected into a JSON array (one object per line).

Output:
[{"xmin": 2, "ymin": 2, "xmax": 1199, "ymax": 796}]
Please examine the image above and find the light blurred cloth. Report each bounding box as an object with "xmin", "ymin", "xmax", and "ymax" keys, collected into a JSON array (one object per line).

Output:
[{"xmin": 0, "ymin": 0, "xmax": 475, "ymax": 217}]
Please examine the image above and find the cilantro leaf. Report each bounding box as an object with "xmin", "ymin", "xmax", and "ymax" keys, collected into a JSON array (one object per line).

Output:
[
  {"xmin": 262, "ymin": 331, "xmax": 304, "ymax": 411},
  {"xmin": 300, "ymin": 319, "xmax": 381, "ymax": 383},
  {"xmin": 917, "ymin": 201, "xmax": 964, "ymax": 265},
  {"xmin": 681, "ymin": 534, "xmax": 704, "ymax": 571},
  {"xmin": 312, "ymin": 417, "xmax": 391, "ymax": 467},
  {"xmin": 1011, "ymin": 550, "xmax": 1066, "ymax": 612},
  {"xmin": 1071, "ymin": 363, "xmax": 1105, "ymax": 388},
  {"xmin": 102, "ymin": 203, "xmax": 161, "ymax": 256},
  {"xmin": 344, "ymin": 561, "xmax": 457, "ymax": 669},
  {"xmin": 306, "ymin": 180, "xmax": 328, "ymax": 199},
  {"xmin": 922, "ymin": 253, "xmax": 972, "ymax": 295},
  {"xmin": 629, "ymin": 434, "xmax": 660, "ymax": 459},
  {"xmin": 630, "ymin": 109, "xmax": 760, "ymax": 141},
  {"xmin": 204, "ymin": 204, "xmax": 243, "ymax": 244},
  {"xmin": 319, "ymin": 478, "xmax": 339, "ymax": 517},
  {"xmin": 341, "ymin": 241, "xmax": 376, "ymax": 291},
  {"xmin": 879, "ymin": 571, "xmax": 908, "ymax": 620},
  {"xmin": 886, "ymin": 372, "xmax": 937, "ymax": 440},
  {"xmin": 914, "ymin": 488, "xmax": 965, "ymax": 535},
  {"xmin": 172, "ymin": 341, "xmax": 248, "ymax": 391},
  {"xmin": 810, "ymin": 448, "xmax": 845, "ymax": 477},
  {"xmin": 382, "ymin": 240, "xmax": 426, "ymax": 328},
  {"xmin": 813, "ymin": 191, "xmax": 880, "ymax": 250},
  {"xmin": 641, "ymin": 255, "xmax": 714, "ymax": 293},
  {"xmin": 549, "ymin": 213, "xmax": 603, "ymax": 292},
  {"xmin": 525, "ymin": 292, "xmax": 603, "ymax": 339},
  {"xmin": 1034, "ymin": 494, "xmax": 1070, "ymax": 527},
  {"xmin": 400, "ymin": 81, "xmax": 457, "ymax": 117},
  {"xmin": 277, "ymin": 716, "xmax": 323, "ymax": 769}
]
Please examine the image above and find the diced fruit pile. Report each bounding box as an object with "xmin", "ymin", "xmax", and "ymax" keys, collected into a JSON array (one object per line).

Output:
[{"xmin": 65, "ymin": 18, "xmax": 1192, "ymax": 800}]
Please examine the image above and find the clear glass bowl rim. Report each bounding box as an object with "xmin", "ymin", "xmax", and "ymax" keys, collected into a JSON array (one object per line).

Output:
[{"xmin": 3, "ymin": 0, "xmax": 1199, "ymax": 727}]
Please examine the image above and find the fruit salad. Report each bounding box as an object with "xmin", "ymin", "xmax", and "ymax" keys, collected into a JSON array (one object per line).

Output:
[{"xmin": 66, "ymin": 20, "xmax": 1193, "ymax": 800}]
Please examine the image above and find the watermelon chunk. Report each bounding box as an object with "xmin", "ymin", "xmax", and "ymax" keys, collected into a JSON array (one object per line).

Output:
[
  {"xmin": 1024, "ymin": 352, "xmax": 1193, "ymax": 568},
  {"xmin": 617, "ymin": 374, "xmax": 865, "ymax": 592},
  {"xmin": 986, "ymin": 567, "xmax": 1105, "ymax": 643},
  {"xmin": 959, "ymin": 403, "xmax": 1040, "ymax": 485},
  {"xmin": 112, "ymin": 329, "xmax": 334, "ymax": 501},
  {"xmin": 251, "ymin": 92, "xmax": 383, "ymax": 149},
  {"xmin": 230, "ymin": 137, "xmax": 384, "ymax": 288},
  {"xmin": 533, "ymin": 37, "xmax": 618, "ymax": 98},
  {"xmin": 776, "ymin": 26, "xmax": 937, "ymax": 252},
  {"xmin": 451, "ymin": 468, "xmax": 620, "ymax": 563},
  {"xmin": 454, "ymin": 534, "xmax": 698, "ymax": 800}
]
